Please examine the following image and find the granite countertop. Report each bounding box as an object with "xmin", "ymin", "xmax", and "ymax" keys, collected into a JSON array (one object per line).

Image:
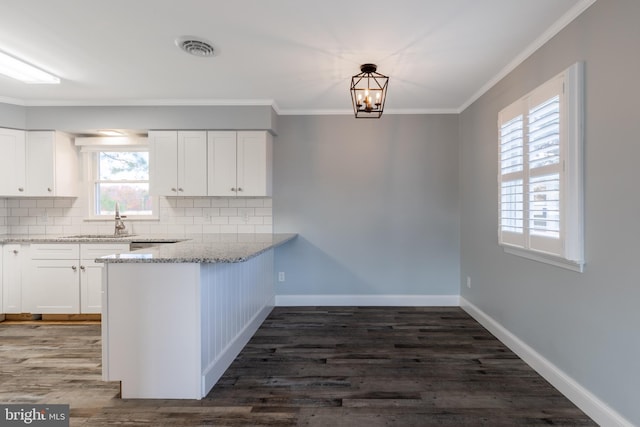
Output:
[
  {"xmin": 99, "ymin": 233, "xmax": 297, "ymax": 264},
  {"xmin": 0, "ymin": 233, "xmax": 297, "ymax": 264},
  {"xmin": 0, "ymin": 234, "xmax": 183, "ymax": 244}
]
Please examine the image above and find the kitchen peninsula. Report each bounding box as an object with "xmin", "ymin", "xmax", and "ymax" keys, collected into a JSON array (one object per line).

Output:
[{"xmin": 98, "ymin": 233, "xmax": 296, "ymax": 399}]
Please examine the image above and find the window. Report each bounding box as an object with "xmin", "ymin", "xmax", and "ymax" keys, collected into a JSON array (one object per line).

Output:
[
  {"xmin": 91, "ymin": 149, "xmax": 154, "ymax": 217},
  {"xmin": 498, "ymin": 62, "xmax": 584, "ymax": 271}
]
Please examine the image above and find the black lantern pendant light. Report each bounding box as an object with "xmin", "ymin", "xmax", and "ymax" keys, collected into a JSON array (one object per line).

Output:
[{"xmin": 350, "ymin": 63, "xmax": 389, "ymax": 118}]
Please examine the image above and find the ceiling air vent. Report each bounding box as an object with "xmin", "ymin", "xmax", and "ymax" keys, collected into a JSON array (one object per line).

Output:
[{"xmin": 175, "ymin": 36, "xmax": 215, "ymax": 57}]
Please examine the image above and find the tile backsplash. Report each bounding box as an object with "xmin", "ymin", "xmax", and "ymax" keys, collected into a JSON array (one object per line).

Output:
[
  {"xmin": 0, "ymin": 196, "xmax": 272, "ymax": 236},
  {"xmin": 0, "ymin": 199, "xmax": 7, "ymax": 235}
]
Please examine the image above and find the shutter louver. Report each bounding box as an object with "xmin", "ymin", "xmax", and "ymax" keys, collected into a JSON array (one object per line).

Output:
[{"xmin": 499, "ymin": 111, "xmax": 525, "ymax": 247}]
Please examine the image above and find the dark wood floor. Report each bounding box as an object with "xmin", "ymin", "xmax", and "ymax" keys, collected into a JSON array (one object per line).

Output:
[{"xmin": 0, "ymin": 307, "xmax": 596, "ymax": 426}]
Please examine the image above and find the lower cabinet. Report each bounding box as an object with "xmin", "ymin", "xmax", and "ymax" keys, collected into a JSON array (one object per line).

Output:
[
  {"xmin": 80, "ymin": 244, "xmax": 129, "ymax": 313},
  {"xmin": 2, "ymin": 244, "xmax": 26, "ymax": 314},
  {"xmin": 25, "ymin": 243, "xmax": 129, "ymax": 314}
]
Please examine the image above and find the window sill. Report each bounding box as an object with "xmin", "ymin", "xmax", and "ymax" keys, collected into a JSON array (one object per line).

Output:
[
  {"xmin": 502, "ymin": 245, "xmax": 584, "ymax": 273},
  {"xmin": 84, "ymin": 216, "xmax": 159, "ymax": 222}
]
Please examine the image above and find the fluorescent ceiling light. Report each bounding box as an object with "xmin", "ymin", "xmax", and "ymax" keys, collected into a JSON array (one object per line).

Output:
[
  {"xmin": 97, "ymin": 130, "xmax": 125, "ymax": 136},
  {"xmin": 0, "ymin": 50, "xmax": 60, "ymax": 84}
]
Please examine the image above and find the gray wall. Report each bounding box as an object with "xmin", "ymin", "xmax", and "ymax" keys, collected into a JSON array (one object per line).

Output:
[
  {"xmin": 274, "ymin": 114, "xmax": 460, "ymax": 296},
  {"xmin": 0, "ymin": 103, "xmax": 26, "ymax": 129},
  {"xmin": 18, "ymin": 105, "xmax": 276, "ymax": 134},
  {"xmin": 459, "ymin": 1, "xmax": 640, "ymax": 424}
]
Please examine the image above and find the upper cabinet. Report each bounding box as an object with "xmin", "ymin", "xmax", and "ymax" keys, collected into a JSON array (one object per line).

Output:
[
  {"xmin": 208, "ymin": 131, "xmax": 272, "ymax": 197},
  {"xmin": 149, "ymin": 130, "xmax": 208, "ymax": 196},
  {"xmin": 26, "ymin": 131, "xmax": 78, "ymax": 197},
  {"xmin": 0, "ymin": 128, "xmax": 78, "ymax": 197},
  {"xmin": 0, "ymin": 128, "xmax": 26, "ymax": 196}
]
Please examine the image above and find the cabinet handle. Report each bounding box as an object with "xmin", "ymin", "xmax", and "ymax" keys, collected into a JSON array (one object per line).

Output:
[
  {"xmin": 47, "ymin": 187, "xmax": 52, "ymax": 192},
  {"xmin": 237, "ymin": 187, "xmax": 243, "ymax": 192},
  {"xmin": 80, "ymin": 266, "xmax": 86, "ymax": 271},
  {"xmin": 71, "ymin": 265, "xmax": 77, "ymax": 271},
  {"xmin": 171, "ymin": 187, "xmax": 177, "ymax": 192},
  {"xmin": 231, "ymin": 187, "xmax": 237, "ymax": 192},
  {"xmin": 178, "ymin": 188, "xmax": 184, "ymax": 192},
  {"xmin": 12, "ymin": 249, "xmax": 18, "ymax": 255},
  {"xmin": 18, "ymin": 187, "xmax": 24, "ymax": 192}
]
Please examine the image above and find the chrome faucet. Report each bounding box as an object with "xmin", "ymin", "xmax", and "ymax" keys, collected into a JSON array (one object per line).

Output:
[{"xmin": 114, "ymin": 202, "xmax": 127, "ymax": 236}]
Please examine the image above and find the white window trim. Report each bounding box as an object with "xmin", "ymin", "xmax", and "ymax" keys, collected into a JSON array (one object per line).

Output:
[
  {"xmin": 504, "ymin": 246, "xmax": 584, "ymax": 273},
  {"xmin": 84, "ymin": 145, "xmax": 158, "ymax": 221},
  {"xmin": 498, "ymin": 62, "xmax": 584, "ymax": 272}
]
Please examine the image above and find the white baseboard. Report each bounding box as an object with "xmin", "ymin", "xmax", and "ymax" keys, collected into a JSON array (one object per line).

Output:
[
  {"xmin": 275, "ymin": 294, "xmax": 459, "ymax": 307},
  {"xmin": 460, "ymin": 297, "xmax": 633, "ymax": 427}
]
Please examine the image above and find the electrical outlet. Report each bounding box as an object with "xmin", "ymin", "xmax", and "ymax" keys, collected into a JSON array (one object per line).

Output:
[
  {"xmin": 278, "ymin": 272, "xmax": 285, "ymax": 282},
  {"xmin": 466, "ymin": 276, "xmax": 471, "ymax": 289}
]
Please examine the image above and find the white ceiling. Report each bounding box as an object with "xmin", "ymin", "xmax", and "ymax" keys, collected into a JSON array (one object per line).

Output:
[{"xmin": 0, "ymin": 0, "xmax": 593, "ymax": 114}]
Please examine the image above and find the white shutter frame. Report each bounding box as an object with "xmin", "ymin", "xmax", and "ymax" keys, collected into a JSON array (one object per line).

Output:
[{"xmin": 562, "ymin": 62, "xmax": 585, "ymax": 263}]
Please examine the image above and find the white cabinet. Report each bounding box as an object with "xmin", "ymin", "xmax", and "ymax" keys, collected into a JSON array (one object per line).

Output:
[
  {"xmin": 80, "ymin": 244, "xmax": 129, "ymax": 313},
  {"xmin": 25, "ymin": 243, "xmax": 129, "ymax": 314},
  {"xmin": 0, "ymin": 128, "xmax": 26, "ymax": 196},
  {"xmin": 207, "ymin": 131, "xmax": 272, "ymax": 197},
  {"xmin": 2, "ymin": 244, "xmax": 25, "ymax": 313},
  {"xmin": 26, "ymin": 131, "xmax": 78, "ymax": 197},
  {"xmin": 0, "ymin": 128, "xmax": 78, "ymax": 197},
  {"xmin": 207, "ymin": 131, "xmax": 236, "ymax": 197},
  {"xmin": 26, "ymin": 244, "xmax": 80, "ymax": 314},
  {"xmin": 149, "ymin": 130, "xmax": 208, "ymax": 196}
]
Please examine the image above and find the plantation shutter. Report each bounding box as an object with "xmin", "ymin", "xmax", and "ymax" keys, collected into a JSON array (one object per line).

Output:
[
  {"xmin": 497, "ymin": 62, "xmax": 584, "ymax": 271},
  {"xmin": 527, "ymin": 77, "xmax": 563, "ymax": 256},
  {"xmin": 498, "ymin": 101, "xmax": 525, "ymax": 248}
]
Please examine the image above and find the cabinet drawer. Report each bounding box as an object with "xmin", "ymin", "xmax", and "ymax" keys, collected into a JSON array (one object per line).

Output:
[
  {"xmin": 81, "ymin": 244, "xmax": 130, "ymax": 265},
  {"xmin": 30, "ymin": 243, "xmax": 79, "ymax": 259}
]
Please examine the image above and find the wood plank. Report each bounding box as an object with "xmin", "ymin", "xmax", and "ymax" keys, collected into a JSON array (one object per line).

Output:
[
  {"xmin": 42, "ymin": 314, "xmax": 101, "ymax": 321},
  {"xmin": 0, "ymin": 307, "xmax": 596, "ymax": 426}
]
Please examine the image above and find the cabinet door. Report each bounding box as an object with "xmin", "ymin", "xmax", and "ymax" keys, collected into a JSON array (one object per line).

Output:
[
  {"xmin": 237, "ymin": 131, "xmax": 272, "ymax": 197},
  {"xmin": 25, "ymin": 131, "xmax": 77, "ymax": 197},
  {"xmin": 0, "ymin": 128, "xmax": 26, "ymax": 196},
  {"xmin": 2, "ymin": 244, "xmax": 23, "ymax": 313},
  {"xmin": 81, "ymin": 264, "xmax": 104, "ymax": 314},
  {"xmin": 207, "ymin": 131, "xmax": 237, "ymax": 196},
  {"xmin": 178, "ymin": 131, "xmax": 207, "ymax": 196},
  {"xmin": 25, "ymin": 259, "xmax": 79, "ymax": 314},
  {"xmin": 80, "ymin": 244, "xmax": 129, "ymax": 314},
  {"xmin": 149, "ymin": 131, "xmax": 179, "ymax": 196},
  {"xmin": 26, "ymin": 131, "xmax": 55, "ymax": 196},
  {"xmin": 0, "ymin": 245, "xmax": 3, "ymax": 314}
]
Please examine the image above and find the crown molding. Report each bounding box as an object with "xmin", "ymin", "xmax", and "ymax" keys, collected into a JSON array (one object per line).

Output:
[
  {"xmin": 10, "ymin": 98, "xmax": 277, "ymax": 108},
  {"xmin": 0, "ymin": 96, "xmax": 26, "ymax": 106},
  {"xmin": 276, "ymin": 107, "xmax": 459, "ymax": 116},
  {"xmin": 458, "ymin": 0, "xmax": 597, "ymax": 113}
]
